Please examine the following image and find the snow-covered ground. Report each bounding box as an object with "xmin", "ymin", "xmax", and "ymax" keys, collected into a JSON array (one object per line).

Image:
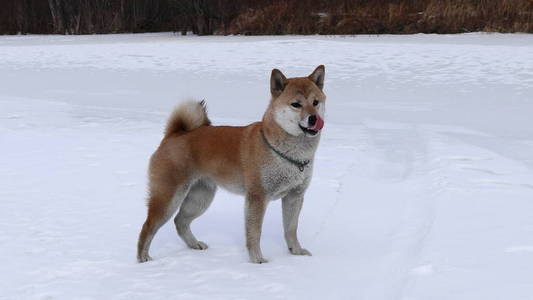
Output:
[{"xmin": 1, "ymin": 33, "xmax": 533, "ymax": 300}]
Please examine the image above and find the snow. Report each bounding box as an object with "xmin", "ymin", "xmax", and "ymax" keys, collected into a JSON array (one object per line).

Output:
[{"xmin": 1, "ymin": 33, "xmax": 533, "ymax": 299}]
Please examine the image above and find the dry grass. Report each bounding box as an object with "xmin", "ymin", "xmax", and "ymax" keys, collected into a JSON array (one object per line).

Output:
[
  {"xmin": 225, "ymin": 0, "xmax": 533, "ymax": 34},
  {"xmin": 422, "ymin": 0, "xmax": 533, "ymax": 33}
]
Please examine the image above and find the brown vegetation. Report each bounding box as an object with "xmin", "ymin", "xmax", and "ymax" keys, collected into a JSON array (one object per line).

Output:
[
  {"xmin": 0, "ymin": 0, "xmax": 531, "ymax": 35},
  {"xmin": 228, "ymin": 0, "xmax": 533, "ymax": 34}
]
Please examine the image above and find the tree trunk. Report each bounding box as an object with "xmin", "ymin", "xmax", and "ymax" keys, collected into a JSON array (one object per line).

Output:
[{"xmin": 48, "ymin": 0, "xmax": 64, "ymax": 33}]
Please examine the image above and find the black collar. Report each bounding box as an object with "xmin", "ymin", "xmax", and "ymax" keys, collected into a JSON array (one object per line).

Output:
[{"xmin": 260, "ymin": 129, "xmax": 310, "ymax": 172}]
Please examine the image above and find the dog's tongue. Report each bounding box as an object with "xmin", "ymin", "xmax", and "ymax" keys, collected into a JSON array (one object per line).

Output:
[{"xmin": 310, "ymin": 115, "xmax": 324, "ymax": 131}]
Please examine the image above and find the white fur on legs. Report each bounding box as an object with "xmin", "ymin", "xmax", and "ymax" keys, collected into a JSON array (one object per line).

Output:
[
  {"xmin": 282, "ymin": 191, "xmax": 312, "ymax": 256},
  {"xmin": 174, "ymin": 179, "xmax": 216, "ymax": 250},
  {"xmin": 245, "ymin": 193, "xmax": 269, "ymax": 264}
]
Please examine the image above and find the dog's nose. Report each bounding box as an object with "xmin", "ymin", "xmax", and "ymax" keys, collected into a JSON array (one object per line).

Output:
[{"xmin": 308, "ymin": 115, "xmax": 317, "ymax": 126}]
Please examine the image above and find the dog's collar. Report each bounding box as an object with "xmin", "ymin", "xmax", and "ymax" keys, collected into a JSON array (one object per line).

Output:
[{"xmin": 260, "ymin": 129, "xmax": 310, "ymax": 172}]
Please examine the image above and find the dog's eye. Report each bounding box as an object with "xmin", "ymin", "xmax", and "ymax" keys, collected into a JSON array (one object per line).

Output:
[
  {"xmin": 291, "ymin": 102, "xmax": 302, "ymax": 108},
  {"xmin": 313, "ymin": 100, "xmax": 319, "ymax": 106}
]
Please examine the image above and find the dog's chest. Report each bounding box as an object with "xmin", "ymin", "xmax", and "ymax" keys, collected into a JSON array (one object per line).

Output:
[{"xmin": 261, "ymin": 158, "xmax": 311, "ymax": 200}]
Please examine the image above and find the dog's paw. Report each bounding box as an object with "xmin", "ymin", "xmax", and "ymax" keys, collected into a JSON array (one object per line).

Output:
[
  {"xmin": 137, "ymin": 254, "xmax": 153, "ymax": 263},
  {"xmin": 289, "ymin": 247, "xmax": 312, "ymax": 256},
  {"xmin": 190, "ymin": 241, "xmax": 208, "ymax": 250},
  {"xmin": 250, "ymin": 256, "xmax": 269, "ymax": 264}
]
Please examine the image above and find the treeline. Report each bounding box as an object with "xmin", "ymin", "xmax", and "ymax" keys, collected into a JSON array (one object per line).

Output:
[{"xmin": 1, "ymin": 0, "xmax": 532, "ymax": 35}]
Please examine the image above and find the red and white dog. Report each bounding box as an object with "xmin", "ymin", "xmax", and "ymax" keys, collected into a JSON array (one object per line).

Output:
[{"xmin": 137, "ymin": 66, "xmax": 326, "ymax": 263}]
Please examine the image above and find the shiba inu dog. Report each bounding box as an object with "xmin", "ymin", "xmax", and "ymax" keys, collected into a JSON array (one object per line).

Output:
[{"xmin": 137, "ymin": 65, "xmax": 326, "ymax": 263}]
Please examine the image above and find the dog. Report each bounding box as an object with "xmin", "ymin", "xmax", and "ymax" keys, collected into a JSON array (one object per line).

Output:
[{"xmin": 137, "ymin": 65, "xmax": 326, "ymax": 263}]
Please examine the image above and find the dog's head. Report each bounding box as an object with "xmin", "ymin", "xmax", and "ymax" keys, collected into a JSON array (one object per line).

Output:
[{"xmin": 269, "ymin": 65, "xmax": 326, "ymax": 137}]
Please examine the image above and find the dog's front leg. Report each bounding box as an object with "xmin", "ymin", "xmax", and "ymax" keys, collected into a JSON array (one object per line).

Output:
[
  {"xmin": 282, "ymin": 191, "xmax": 312, "ymax": 256},
  {"xmin": 245, "ymin": 192, "xmax": 268, "ymax": 263}
]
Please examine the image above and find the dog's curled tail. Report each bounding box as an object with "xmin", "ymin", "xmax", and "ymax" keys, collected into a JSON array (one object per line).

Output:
[{"xmin": 164, "ymin": 100, "xmax": 211, "ymax": 138}]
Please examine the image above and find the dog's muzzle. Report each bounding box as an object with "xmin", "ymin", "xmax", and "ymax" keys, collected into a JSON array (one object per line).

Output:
[{"xmin": 299, "ymin": 114, "xmax": 324, "ymax": 136}]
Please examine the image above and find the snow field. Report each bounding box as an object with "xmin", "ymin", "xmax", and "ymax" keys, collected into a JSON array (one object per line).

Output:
[{"xmin": 1, "ymin": 33, "xmax": 533, "ymax": 299}]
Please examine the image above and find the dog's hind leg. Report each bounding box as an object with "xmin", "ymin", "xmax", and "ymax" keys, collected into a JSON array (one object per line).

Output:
[
  {"xmin": 137, "ymin": 177, "xmax": 191, "ymax": 263},
  {"xmin": 174, "ymin": 178, "xmax": 216, "ymax": 250}
]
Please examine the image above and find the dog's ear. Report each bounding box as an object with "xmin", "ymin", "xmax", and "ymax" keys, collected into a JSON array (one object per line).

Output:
[
  {"xmin": 270, "ymin": 68, "xmax": 287, "ymax": 98},
  {"xmin": 308, "ymin": 65, "xmax": 325, "ymax": 90}
]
